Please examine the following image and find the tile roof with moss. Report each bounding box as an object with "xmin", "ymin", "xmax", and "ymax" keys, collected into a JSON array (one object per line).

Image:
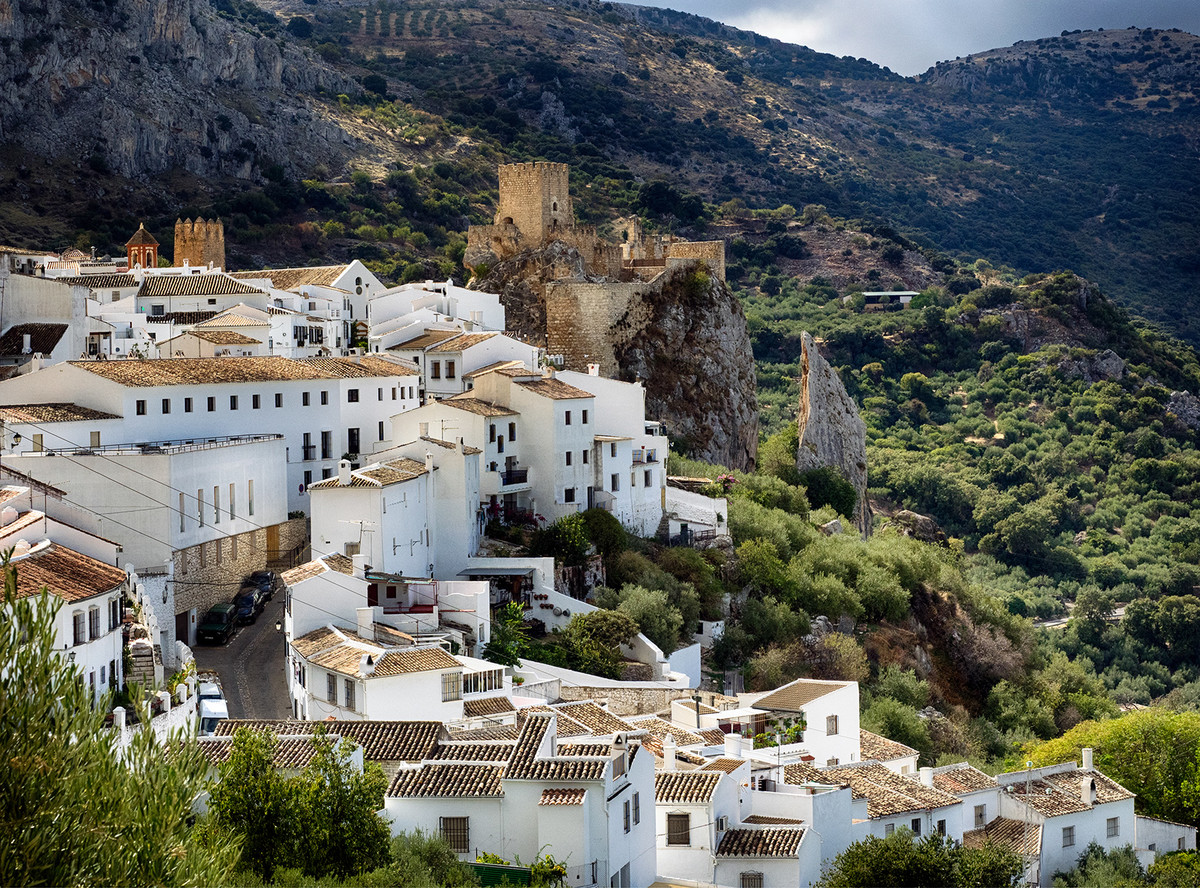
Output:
[
  {"xmin": 427, "ymin": 332, "xmax": 498, "ymax": 352},
  {"xmin": 1002, "ymin": 766, "xmax": 1134, "ymax": 817},
  {"xmin": 12, "ymin": 542, "xmax": 127, "ymax": 603},
  {"xmin": 515, "ymin": 377, "xmax": 595, "ymax": 400},
  {"xmin": 655, "ymin": 770, "xmax": 722, "ymax": 804},
  {"xmin": 442, "ymin": 394, "xmax": 517, "ymax": 417},
  {"xmin": 0, "ymin": 403, "xmax": 121, "ymax": 423},
  {"xmin": 389, "ymin": 329, "xmax": 462, "ymax": 350},
  {"xmin": 933, "ymin": 763, "xmax": 998, "ymax": 795},
  {"xmin": 964, "ymin": 817, "xmax": 1042, "ymax": 857},
  {"xmin": 196, "ymin": 735, "xmax": 325, "ymax": 769},
  {"xmin": 506, "ymin": 713, "xmax": 610, "ymax": 781},
  {"xmin": 291, "ymin": 626, "xmax": 460, "ymax": 678},
  {"xmin": 818, "ymin": 763, "xmax": 961, "ymax": 818},
  {"xmin": 716, "ymin": 828, "xmax": 805, "ymax": 858},
  {"xmin": 387, "ymin": 763, "xmax": 505, "ymax": 799},
  {"xmin": 859, "ymin": 729, "xmax": 919, "ymax": 763},
  {"xmin": 214, "ymin": 720, "xmax": 443, "ymax": 762},
  {"xmin": 626, "ymin": 716, "xmax": 705, "ymax": 748},
  {"xmin": 230, "ymin": 265, "xmax": 347, "ymax": 290},
  {"xmin": 463, "ymin": 696, "xmax": 516, "ymax": 718}
]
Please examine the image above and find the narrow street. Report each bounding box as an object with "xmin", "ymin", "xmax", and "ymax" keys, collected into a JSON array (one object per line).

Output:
[{"xmin": 192, "ymin": 594, "xmax": 291, "ymax": 720}]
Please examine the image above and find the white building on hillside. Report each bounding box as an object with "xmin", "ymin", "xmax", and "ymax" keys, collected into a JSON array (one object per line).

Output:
[{"xmin": 367, "ymin": 279, "xmax": 506, "ymax": 334}]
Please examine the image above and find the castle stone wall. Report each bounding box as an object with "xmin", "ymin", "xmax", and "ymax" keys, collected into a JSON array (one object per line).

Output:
[
  {"xmin": 495, "ymin": 162, "xmax": 572, "ymax": 241},
  {"xmin": 174, "ymin": 217, "xmax": 226, "ymax": 270},
  {"xmin": 546, "ymin": 280, "xmax": 650, "ymax": 375},
  {"xmin": 666, "ymin": 240, "xmax": 726, "ymax": 281}
]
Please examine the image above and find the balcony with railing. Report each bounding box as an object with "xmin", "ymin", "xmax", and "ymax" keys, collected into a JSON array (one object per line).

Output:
[
  {"xmin": 500, "ymin": 466, "xmax": 529, "ymax": 486},
  {"xmin": 632, "ymin": 447, "xmax": 658, "ymax": 465},
  {"xmin": 302, "ymin": 444, "xmax": 316, "ymax": 461}
]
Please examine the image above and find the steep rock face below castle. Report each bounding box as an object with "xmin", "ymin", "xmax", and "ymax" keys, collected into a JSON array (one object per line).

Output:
[
  {"xmin": 473, "ymin": 240, "xmax": 592, "ymax": 346},
  {"xmin": 610, "ymin": 267, "xmax": 758, "ymax": 471},
  {"xmin": 796, "ymin": 332, "xmax": 870, "ymax": 535}
]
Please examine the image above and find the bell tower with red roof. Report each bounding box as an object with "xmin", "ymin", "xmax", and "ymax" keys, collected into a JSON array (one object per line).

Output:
[{"xmin": 125, "ymin": 223, "xmax": 159, "ymax": 269}]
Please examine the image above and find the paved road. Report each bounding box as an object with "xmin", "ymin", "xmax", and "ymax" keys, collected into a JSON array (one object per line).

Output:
[{"xmin": 193, "ymin": 594, "xmax": 291, "ymax": 720}]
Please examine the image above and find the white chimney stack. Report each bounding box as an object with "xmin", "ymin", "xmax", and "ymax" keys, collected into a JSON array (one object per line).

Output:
[
  {"xmin": 425, "ymin": 451, "xmax": 434, "ymax": 472},
  {"xmin": 663, "ymin": 733, "xmax": 677, "ymax": 771},
  {"xmin": 724, "ymin": 732, "xmax": 743, "ymax": 760},
  {"xmin": 587, "ymin": 362, "xmax": 600, "ymax": 376},
  {"xmin": 1082, "ymin": 775, "xmax": 1097, "ymax": 805},
  {"xmin": 1082, "ymin": 747, "xmax": 1094, "ymax": 771},
  {"xmin": 919, "ymin": 767, "xmax": 934, "ymax": 787},
  {"xmin": 338, "ymin": 459, "xmax": 352, "ymax": 486},
  {"xmin": 358, "ymin": 653, "xmax": 375, "ymax": 677},
  {"xmin": 351, "ymin": 553, "xmax": 369, "ymax": 579},
  {"xmin": 356, "ymin": 606, "xmax": 375, "ymax": 638}
]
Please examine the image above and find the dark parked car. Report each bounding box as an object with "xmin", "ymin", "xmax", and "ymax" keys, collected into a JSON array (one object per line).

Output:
[
  {"xmin": 231, "ymin": 588, "xmax": 261, "ymax": 625},
  {"xmin": 245, "ymin": 570, "xmax": 281, "ymax": 601},
  {"xmin": 197, "ymin": 603, "xmax": 237, "ymax": 644}
]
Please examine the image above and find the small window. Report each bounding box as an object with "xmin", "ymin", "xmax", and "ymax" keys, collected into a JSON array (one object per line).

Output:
[
  {"xmin": 441, "ymin": 672, "xmax": 462, "ymax": 701},
  {"xmin": 623, "ymin": 799, "xmax": 630, "ymax": 833},
  {"xmin": 974, "ymin": 804, "xmax": 986, "ymax": 829},
  {"xmin": 611, "ymin": 473, "xmax": 619, "ymax": 492},
  {"xmin": 645, "ymin": 469, "xmax": 653, "ymax": 487},
  {"xmin": 440, "ymin": 816, "xmax": 469, "ymax": 854},
  {"xmin": 431, "ymin": 361, "xmax": 441, "ymax": 380},
  {"xmin": 88, "ymin": 607, "xmax": 101, "ymax": 640},
  {"xmin": 229, "ymin": 395, "xmax": 238, "ymax": 411},
  {"xmin": 378, "ymin": 420, "xmax": 385, "ymax": 441},
  {"xmin": 252, "ymin": 394, "xmax": 261, "ymax": 409},
  {"xmin": 378, "ymin": 387, "xmax": 383, "ymax": 401},
  {"xmin": 31, "ymin": 434, "xmax": 43, "ymax": 453},
  {"xmin": 303, "ymin": 392, "xmax": 311, "ymax": 407},
  {"xmin": 885, "ymin": 823, "xmax": 895, "ymax": 836},
  {"xmin": 320, "ymin": 391, "xmax": 329, "ymax": 405},
  {"xmin": 446, "ymin": 360, "xmax": 456, "ymax": 379},
  {"xmin": 348, "ymin": 388, "xmax": 359, "ymax": 403},
  {"xmin": 344, "ymin": 678, "xmax": 356, "ymax": 711},
  {"xmin": 582, "ymin": 450, "xmax": 589, "ymax": 464},
  {"xmin": 564, "ymin": 488, "xmax": 576, "ymax": 503},
  {"xmin": 327, "ymin": 672, "xmax": 336, "ymax": 703},
  {"xmin": 565, "ymin": 451, "xmax": 572, "ymax": 466},
  {"xmin": 184, "ymin": 397, "xmax": 193, "ymax": 413},
  {"xmin": 610, "ymin": 442, "xmax": 617, "ymax": 458},
  {"xmin": 827, "ymin": 714, "xmax": 839, "ymax": 736},
  {"xmin": 136, "ymin": 400, "xmax": 147, "ymax": 416},
  {"xmin": 207, "ymin": 396, "xmax": 216, "ymax": 412},
  {"xmin": 1063, "ymin": 826, "xmax": 1075, "ymax": 848},
  {"xmin": 911, "ymin": 818, "xmax": 922, "ymax": 836},
  {"xmin": 582, "ymin": 409, "xmax": 589, "ymax": 424},
  {"xmin": 565, "ymin": 410, "xmax": 571, "ymax": 425},
  {"xmin": 489, "ymin": 425, "xmax": 497, "ymax": 443},
  {"xmin": 1107, "ymin": 817, "xmax": 1119, "ymax": 838},
  {"xmin": 161, "ymin": 398, "xmax": 170, "ymax": 414},
  {"xmin": 937, "ymin": 819, "xmax": 946, "ymax": 835},
  {"xmin": 740, "ymin": 874, "xmax": 764, "ymax": 888},
  {"xmin": 275, "ymin": 392, "xmax": 283, "ymax": 408},
  {"xmin": 666, "ymin": 813, "xmax": 690, "ymax": 846},
  {"xmin": 633, "ymin": 791, "xmax": 640, "ymax": 825},
  {"xmin": 509, "ymin": 421, "xmax": 517, "ymax": 442}
]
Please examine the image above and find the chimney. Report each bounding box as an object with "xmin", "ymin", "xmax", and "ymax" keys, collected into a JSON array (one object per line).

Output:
[
  {"xmin": 724, "ymin": 732, "xmax": 742, "ymax": 760},
  {"xmin": 425, "ymin": 451, "xmax": 434, "ymax": 472},
  {"xmin": 356, "ymin": 606, "xmax": 375, "ymax": 638},
  {"xmin": 919, "ymin": 767, "xmax": 934, "ymax": 787},
  {"xmin": 351, "ymin": 554, "xmax": 369, "ymax": 579},
  {"xmin": 1082, "ymin": 747, "xmax": 1094, "ymax": 771},
  {"xmin": 663, "ymin": 733, "xmax": 677, "ymax": 771},
  {"xmin": 21, "ymin": 334, "xmax": 31, "ymax": 354},
  {"xmin": 358, "ymin": 653, "xmax": 375, "ymax": 677},
  {"xmin": 587, "ymin": 362, "xmax": 600, "ymax": 376},
  {"xmin": 338, "ymin": 459, "xmax": 351, "ymax": 486},
  {"xmin": 1082, "ymin": 776, "xmax": 1097, "ymax": 805}
]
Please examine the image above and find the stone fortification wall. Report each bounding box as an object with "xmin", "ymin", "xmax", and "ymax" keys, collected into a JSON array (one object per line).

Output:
[
  {"xmin": 174, "ymin": 217, "xmax": 225, "ymax": 270},
  {"xmin": 545, "ymin": 279, "xmax": 651, "ymax": 375},
  {"xmin": 666, "ymin": 240, "xmax": 726, "ymax": 281},
  {"xmin": 556, "ymin": 685, "xmax": 738, "ymax": 717}
]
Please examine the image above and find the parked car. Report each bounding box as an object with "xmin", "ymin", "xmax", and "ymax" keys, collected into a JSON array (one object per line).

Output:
[
  {"xmin": 231, "ymin": 589, "xmax": 259, "ymax": 625},
  {"xmin": 198, "ymin": 679, "xmax": 228, "ymax": 736},
  {"xmin": 197, "ymin": 603, "xmax": 237, "ymax": 644},
  {"xmin": 245, "ymin": 570, "xmax": 280, "ymax": 601}
]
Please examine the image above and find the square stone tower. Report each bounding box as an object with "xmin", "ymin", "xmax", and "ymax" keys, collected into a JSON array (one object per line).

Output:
[
  {"xmin": 174, "ymin": 217, "xmax": 226, "ymax": 270},
  {"xmin": 494, "ymin": 162, "xmax": 573, "ymax": 244}
]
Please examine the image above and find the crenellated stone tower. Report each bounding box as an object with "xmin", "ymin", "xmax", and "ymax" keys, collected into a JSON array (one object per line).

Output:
[
  {"xmin": 174, "ymin": 217, "xmax": 225, "ymax": 269},
  {"xmin": 495, "ymin": 162, "xmax": 573, "ymax": 240}
]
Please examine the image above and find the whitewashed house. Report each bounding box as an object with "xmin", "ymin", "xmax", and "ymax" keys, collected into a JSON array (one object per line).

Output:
[{"xmin": 368, "ymin": 279, "xmax": 506, "ymax": 334}]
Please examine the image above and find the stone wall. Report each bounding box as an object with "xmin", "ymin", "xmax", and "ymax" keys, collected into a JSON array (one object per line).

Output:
[
  {"xmin": 556, "ymin": 685, "xmax": 737, "ymax": 717},
  {"xmin": 174, "ymin": 217, "xmax": 226, "ymax": 269},
  {"xmin": 666, "ymin": 240, "xmax": 726, "ymax": 281},
  {"xmin": 495, "ymin": 162, "xmax": 572, "ymax": 239},
  {"xmin": 545, "ymin": 279, "xmax": 649, "ymax": 374}
]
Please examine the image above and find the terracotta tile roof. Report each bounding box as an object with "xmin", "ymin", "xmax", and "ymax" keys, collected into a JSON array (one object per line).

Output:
[
  {"xmin": 139, "ymin": 274, "xmax": 262, "ymax": 297},
  {"xmin": 376, "ymin": 647, "xmax": 461, "ymax": 678},
  {"xmin": 295, "ymin": 356, "xmax": 417, "ymax": 378},
  {"xmin": 306, "ymin": 457, "xmax": 429, "ymax": 491},
  {"xmin": 0, "ymin": 487, "xmax": 25, "ymax": 506},
  {"xmin": 859, "ymin": 729, "xmax": 919, "ymax": 763},
  {"xmin": 752, "ymin": 679, "xmax": 851, "ymax": 712},
  {"xmin": 656, "ymin": 771, "xmax": 721, "ymax": 804},
  {"xmin": 166, "ymin": 330, "xmax": 261, "ymax": 345},
  {"xmin": 230, "ymin": 266, "xmax": 346, "ymax": 290},
  {"xmin": 215, "ymin": 720, "xmax": 442, "ymax": 762},
  {"xmin": 1004, "ymin": 767, "xmax": 1135, "ymax": 817},
  {"xmin": 144, "ymin": 310, "xmax": 218, "ymax": 325},
  {"xmin": 627, "ymin": 717, "xmax": 705, "ymax": 748},
  {"xmin": 515, "ymin": 378, "xmax": 594, "ymax": 400},
  {"xmin": 0, "ymin": 511, "xmax": 48, "ymax": 540},
  {"xmin": 194, "ymin": 313, "xmax": 268, "ymax": 328},
  {"xmin": 506, "ymin": 714, "xmax": 609, "ymax": 781},
  {"xmin": 677, "ymin": 699, "xmax": 717, "ymax": 715},
  {"xmin": 125, "ymin": 225, "xmax": 158, "ymax": 246},
  {"xmin": 539, "ymin": 787, "xmax": 587, "ymax": 806},
  {"xmin": 419, "ymin": 435, "xmax": 483, "ymax": 456},
  {"xmin": 463, "ymin": 360, "xmax": 526, "ymax": 379},
  {"xmin": 196, "ymin": 735, "xmax": 323, "ymax": 769},
  {"xmin": 783, "ymin": 762, "xmax": 836, "ymax": 786},
  {"xmin": 0, "ymin": 323, "xmax": 68, "ymax": 357},
  {"xmin": 12, "ymin": 543, "xmax": 126, "ymax": 603},
  {"xmin": 743, "ymin": 814, "xmax": 804, "ymax": 825},
  {"xmin": 552, "ymin": 701, "xmax": 635, "ymax": 735},
  {"xmin": 451, "ymin": 725, "xmax": 520, "ymax": 741},
  {"xmin": 387, "ymin": 763, "xmax": 505, "ymax": 798},
  {"xmin": 702, "ymin": 757, "xmax": 747, "ymax": 774},
  {"xmin": 698, "ymin": 728, "xmax": 727, "ymax": 746},
  {"xmin": 430, "ymin": 742, "xmax": 516, "ymax": 762},
  {"xmin": 557, "ymin": 743, "xmax": 614, "ymax": 757},
  {"xmin": 933, "ymin": 764, "xmax": 997, "ymax": 795},
  {"xmin": 290, "ymin": 626, "xmax": 341, "ymax": 657},
  {"xmin": 716, "ymin": 828, "xmax": 804, "ymax": 858},
  {"xmin": 54, "ymin": 274, "xmax": 138, "ymax": 289},
  {"xmin": 964, "ymin": 817, "xmax": 1042, "ymax": 857},
  {"xmin": 815, "ymin": 763, "xmax": 960, "ymax": 818},
  {"xmin": 442, "ymin": 394, "xmax": 516, "ymax": 417},
  {"xmin": 519, "ymin": 706, "xmax": 590, "ymax": 737},
  {"xmin": 390, "ymin": 329, "xmax": 461, "ymax": 350},
  {"xmin": 71, "ymin": 356, "xmax": 329, "ymax": 386},
  {"xmin": 0, "ymin": 403, "xmax": 120, "ymax": 423},
  {"xmin": 323, "ymin": 553, "xmax": 355, "ymax": 575},
  {"xmin": 463, "ymin": 697, "xmax": 516, "ymax": 718},
  {"xmin": 428, "ymin": 332, "xmax": 497, "ymax": 352}
]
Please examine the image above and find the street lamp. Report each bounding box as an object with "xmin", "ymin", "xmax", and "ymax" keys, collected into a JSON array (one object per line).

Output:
[
  {"xmin": 692, "ymin": 692, "xmax": 702, "ymax": 732},
  {"xmin": 275, "ymin": 619, "xmax": 282, "ymax": 632}
]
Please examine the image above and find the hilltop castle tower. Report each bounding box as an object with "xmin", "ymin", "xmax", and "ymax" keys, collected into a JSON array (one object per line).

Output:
[
  {"xmin": 125, "ymin": 223, "xmax": 159, "ymax": 269},
  {"xmin": 174, "ymin": 217, "xmax": 225, "ymax": 270},
  {"xmin": 493, "ymin": 162, "xmax": 574, "ymax": 242}
]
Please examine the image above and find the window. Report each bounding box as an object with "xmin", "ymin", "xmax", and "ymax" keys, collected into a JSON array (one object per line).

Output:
[
  {"xmin": 439, "ymin": 817, "xmax": 469, "ymax": 854},
  {"xmin": 229, "ymin": 483, "xmax": 235, "ymax": 519},
  {"xmin": 937, "ymin": 819, "xmax": 946, "ymax": 835},
  {"xmin": 213, "ymin": 486, "xmax": 220, "ymax": 523},
  {"xmin": 564, "ymin": 488, "xmax": 576, "ymax": 503},
  {"xmin": 321, "ymin": 468, "xmax": 332, "ymax": 480},
  {"xmin": 73, "ymin": 611, "xmax": 86, "ymax": 646},
  {"xmin": 666, "ymin": 813, "xmax": 690, "ymax": 846},
  {"xmin": 1107, "ymin": 817, "xmax": 1119, "ymax": 838},
  {"xmin": 610, "ymin": 443, "xmax": 617, "ymax": 458},
  {"xmin": 320, "ymin": 391, "xmax": 329, "ymax": 405},
  {"xmin": 581, "ymin": 450, "xmax": 589, "ymax": 465},
  {"xmin": 303, "ymin": 470, "xmax": 312, "ymax": 489},
  {"xmin": 442, "ymin": 672, "xmax": 462, "ymax": 701},
  {"xmin": 565, "ymin": 451, "xmax": 572, "ymax": 466},
  {"xmin": 150, "ymin": 304, "xmax": 164, "ymax": 316},
  {"xmin": 885, "ymin": 823, "xmax": 895, "ymax": 837},
  {"xmin": 497, "ymin": 436, "xmax": 504, "ymax": 454},
  {"xmin": 509, "ymin": 421, "xmax": 517, "ymax": 442},
  {"xmin": 378, "ymin": 421, "xmax": 384, "ymax": 441},
  {"xmin": 275, "ymin": 393, "xmax": 283, "ymax": 408},
  {"xmin": 633, "ymin": 792, "xmax": 640, "ymax": 824},
  {"xmin": 378, "ymin": 387, "xmax": 383, "ymax": 401},
  {"xmin": 207, "ymin": 396, "xmax": 215, "ymax": 412},
  {"xmin": 184, "ymin": 397, "xmax": 193, "ymax": 413},
  {"xmin": 347, "ymin": 428, "xmax": 360, "ymax": 454},
  {"xmin": 31, "ymin": 434, "xmax": 43, "ymax": 452},
  {"xmin": 582, "ymin": 409, "xmax": 589, "ymax": 424},
  {"xmin": 827, "ymin": 714, "xmax": 839, "ymax": 735},
  {"xmin": 248, "ymin": 480, "xmax": 254, "ymax": 516},
  {"xmin": 611, "ymin": 473, "xmax": 619, "ymax": 492},
  {"xmin": 136, "ymin": 400, "xmax": 147, "ymax": 416},
  {"xmin": 431, "ymin": 361, "xmax": 441, "ymax": 380},
  {"xmin": 645, "ymin": 469, "xmax": 653, "ymax": 487},
  {"xmin": 344, "ymin": 679, "xmax": 356, "ymax": 711},
  {"xmin": 348, "ymin": 388, "xmax": 359, "ymax": 403},
  {"xmin": 446, "ymin": 360, "xmax": 456, "ymax": 379},
  {"xmin": 911, "ymin": 818, "xmax": 922, "ymax": 836},
  {"xmin": 108, "ymin": 598, "xmax": 120, "ymax": 631},
  {"xmin": 1063, "ymin": 826, "xmax": 1075, "ymax": 848},
  {"xmin": 327, "ymin": 672, "xmax": 337, "ymax": 703},
  {"xmin": 565, "ymin": 410, "xmax": 571, "ymax": 425},
  {"xmin": 91, "ymin": 431, "xmax": 101, "ymax": 448},
  {"xmin": 88, "ymin": 607, "xmax": 100, "ymax": 640},
  {"xmin": 303, "ymin": 392, "xmax": 310, "ymax": 407},
  {"xmin": 321, "ymin": 430, "xmax": 332, "ymax": 460},
  {"xmin": 623, "ymin": 799, "xmax": 630, "ymax": 833},
  {"xmin": 974, "ymin": 804, "xmax": 986, "ymax": 829},
  {"xmin": 161, "ymin": 398, "xmax": 170, "ymax": 414},
  {"xmin": 252, "ymin": 394, "xmax": 260, "ymax": 409},
  {"xmin": 197, "ymin": 489, "xmax": 204, "ymax": 526},
  {"xmin": 740, "ymin": 874, "xmax": 764, "ymax": 888},
  {"xmin": 489, "ymin": 425, "xmax": 497, "ymax": 443},
  {"xmin": 229, "ymin": 395, "xmax": 238, "ymax": 410}
]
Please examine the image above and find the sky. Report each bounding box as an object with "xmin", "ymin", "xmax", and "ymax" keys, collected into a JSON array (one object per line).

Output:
[{"xmin": 637, "ymin": 0, "xmax": 1200, "ymax": 75}]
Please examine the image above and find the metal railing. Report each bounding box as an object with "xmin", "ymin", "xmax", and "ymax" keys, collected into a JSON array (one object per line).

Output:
[
  {"xmin": 44, "ymin": 434, "xmax": 282, "ymax": 456},
  {"xmin": 500, "ymin": 467, "xmax": 528, "ymax": 485}
]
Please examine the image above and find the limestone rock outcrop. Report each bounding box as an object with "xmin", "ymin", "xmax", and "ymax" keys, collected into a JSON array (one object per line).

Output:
[{"xmin": 795, "ymin": 332, "xmax": 870, "ymax": 535}]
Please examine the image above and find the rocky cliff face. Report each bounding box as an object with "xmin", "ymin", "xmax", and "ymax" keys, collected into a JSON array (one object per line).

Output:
[
  {"xmin": 795, "ymin": 332, "xmax": 870, "ymax": 535},
  {"xmin": 0, "ymin": 0, "xmax": 359, "ymax": 182}
]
